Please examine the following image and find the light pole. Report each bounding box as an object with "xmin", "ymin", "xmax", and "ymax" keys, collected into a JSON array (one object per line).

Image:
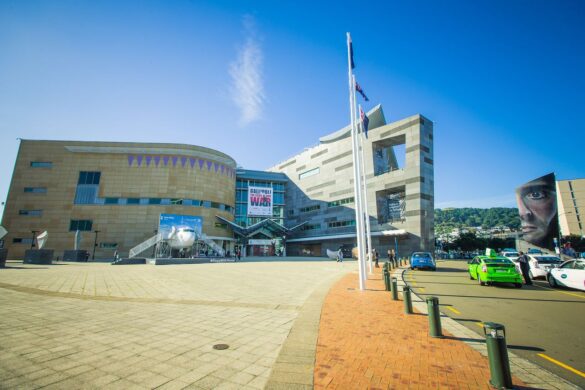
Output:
[
  {"xmin": 92, "ymin": 230, "xmax": 100, "ymax": 260},
  {"xmin": 30, "ymin": 230, "xmax": 38, "ymax": 249}
]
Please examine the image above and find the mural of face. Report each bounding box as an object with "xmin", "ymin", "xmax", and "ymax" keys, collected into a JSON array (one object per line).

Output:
[{"xmin": 515, "ymin": 173, "xmax": 557, "ymax": 247}]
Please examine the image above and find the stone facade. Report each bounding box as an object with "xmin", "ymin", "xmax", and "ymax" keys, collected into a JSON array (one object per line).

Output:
[
  {"xmin": 269, "ymin": 107, "xmax": 434, "ymax": 257},
  {"xmin": 2, "ymin": 140, "xmax": 236, "ymax": 259},
  {"xmin": 557, "ymin": 178, "xmax": 585, "ymax": 237}
]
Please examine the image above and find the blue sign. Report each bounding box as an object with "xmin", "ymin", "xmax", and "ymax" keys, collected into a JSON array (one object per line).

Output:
[{"xmin": 158, "ymin": 214, "xmax": 203, "ymax": 238}]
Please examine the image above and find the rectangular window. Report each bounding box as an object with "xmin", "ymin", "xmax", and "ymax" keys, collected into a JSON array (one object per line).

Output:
[
  {"xmin": 211, "ymin": 201, "xmax": 221, "ymax": 209},
  {"xmin": 99, "ymin": 242, "xmax": 118, "ymax": 248},
  {"xmin": 13, "ymin": 238, "xmax": 34, "ymax": 244},
  {"xmin": 74, "ymin": 185, "xmax": 99, "ymax": 204},
  {"xmin": 30, "ymin": 161, "xmax": 52, "ymax": 168},
  {"xmin": 301, "ymin": 223, "xmax": 321, "ymax": 231},
  {"xmin": 327, "ymin": 220, "xmax": 356, "ymax": 228},
  {"xmin": 78, "ymin": 171, "xmax": 101, "ymax": 185},
  {"xmin": 299, "ymin": 167, "xmax": 320, "ymax": 180},
  {"xmin": 69, "ymin": 220, "xmax": 93, "ymax": 231},
  {"xmin": 19, "ymin": 209, "xmax": 42, "ymax": 216},
  {"xmin": 300, "ymin": 205, "xmax": 320, "ymax": 213},
  {"xmin": 273, "ymin": 192, "xmax": 285, "ymax": 204},
  {"xmin": 127, "ymin": 198, "xmax": 140, "ymax": 204},
  {"xmin": 105, "ymin": 197, "xmax": 119, "ymax": 204},
  {"xmin": 328, "ymin": 197, "xmax": 355, "ymax": 208},
  {"xmin": 202, "ymin": 201, "xmax": 211, "ymax": 208},
  {"xmin": 24, "ymin": 187, "xmax": 47, "ymax": 193}
]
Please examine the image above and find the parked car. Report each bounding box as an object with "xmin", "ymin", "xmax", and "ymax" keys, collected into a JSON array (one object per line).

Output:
[
  {"xmin": 468, "ymin": 255, "xmax": 523, "ymax": 288},
  {"xmin": 527, "ymin": 248, "xmax": 543, "ymax": 255},
  {"xmin": 501, "ymin": 251, "xmax": 519, "ymax": 263},
  {"xmin": 547, "ymin": 259, "xmax": 585, "ymax": 291},
  {"xmin": 527, "ymin": 255, "xmax": 562, "ymax": 280},
  {"xmin": 410, "ymin": 252, "xmax": 436, "ymax": 271}
]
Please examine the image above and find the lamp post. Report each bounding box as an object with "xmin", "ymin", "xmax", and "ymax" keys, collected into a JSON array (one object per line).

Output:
[
  {"xmin": 30, "ymin": 230, "xmax": 38, "ymax": 249},
  {"xmin": 92, "ymin": 230, "xmax": 100, "ymax": 260}
]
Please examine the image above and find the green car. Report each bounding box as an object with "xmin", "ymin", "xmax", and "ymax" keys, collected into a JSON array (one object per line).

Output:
[{"xmin": 468, "ymin": 255, "xmax": 523, "ymax": 288}]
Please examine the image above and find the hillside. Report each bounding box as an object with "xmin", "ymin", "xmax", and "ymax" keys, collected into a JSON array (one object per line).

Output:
[{"xmin": 435, "ymin": 207, "xmax": 520, "ymax": 233}]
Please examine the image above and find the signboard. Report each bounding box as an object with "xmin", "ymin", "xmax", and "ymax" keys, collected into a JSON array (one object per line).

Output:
[
  {"xmin": 247, "ymin": 186, "xmax": 273, "ymax": 216},
  {"xmin": 158, "ymin": 214, "xmax": 203, "ymax": 239},
  {"xmin": 248, "ymin": 239, "xmax": 273, "ymax": 245},
  {"xmin": 386, "ymin": 192, "xmax": 405, "ymax": 222},
  {"xmin": 515, "ymin": 173, "xmax": 558, "ymax": 250}
]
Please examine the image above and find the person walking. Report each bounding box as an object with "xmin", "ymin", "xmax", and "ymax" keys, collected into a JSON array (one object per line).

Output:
[
  {"xmin": 517, "ymin": 251, "xmax": 532, "ymax": 285},
  {"xmin": 374, "ymin": 248, "xmax": 380, "ymax": 268},
  {"xmin": 337, "ymin": 247, "xmax": 343, "ymax": 262}
]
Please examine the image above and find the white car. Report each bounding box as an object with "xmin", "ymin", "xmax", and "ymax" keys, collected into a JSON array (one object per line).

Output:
[
  {"xmin": 501, "ymin": 251, "xmax": 520, "ymax": 272},
  {"xmin": 528, "ymin": 255, "xmax": 562, "ymax": 279},
  {"xmin": 547, "ymin": 259, "xmax": 585, "ymax": 291}
]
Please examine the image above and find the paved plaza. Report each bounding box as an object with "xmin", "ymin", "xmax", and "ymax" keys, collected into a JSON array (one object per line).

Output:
[{"xmin": 0, "ymin": 259, "xmax": 352, "ymax": 389}]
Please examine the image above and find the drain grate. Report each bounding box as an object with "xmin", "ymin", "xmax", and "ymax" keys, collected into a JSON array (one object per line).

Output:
[{"xmin": 213, "ymin": 344, "xmax": 229, "ymax": 350}]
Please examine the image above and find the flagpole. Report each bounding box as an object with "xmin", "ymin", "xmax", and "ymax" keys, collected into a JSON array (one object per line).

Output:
[
  {"xmin": 358, "ymin": 105, "xmax": 373, "ymax": 273},
  {"xmin": 352, "ymin": 75, "xmax": 367, "ymax": 286},
  {"xmin": 347, "ymin": 33, "xmax": 366, "ymax": 290}
]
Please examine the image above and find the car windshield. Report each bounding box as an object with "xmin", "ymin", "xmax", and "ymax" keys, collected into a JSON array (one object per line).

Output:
[
  {"xmin": 575, "ymin": 261, "xmax": 585, "ymax": 270},
  {"xmin": 534, "ymin": 256, "xmax": 561, "ymax": 264},
  {"xmin": 412, "ymin": 253, "xmax": 431, "ymax": 259}
]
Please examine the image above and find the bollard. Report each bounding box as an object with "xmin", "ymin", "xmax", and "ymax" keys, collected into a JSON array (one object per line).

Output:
[
  {"xmin": 391, "ymin": 277, "xmax": 398, "ymax": 300},
  {"xmin": 383, "ymin": 269, "xmax": 390, "ymax": 291},
  {"xmin": 388, "ymin": 260, "xmax": 393, "ymax": 270},
  {"xmin": 483, "ymin": 322, "xmax": 513, "ymax": 389},
  {"xmin": 403, "ymin": 286, "xmax": 413, "ymax": 314},
  {"xmin": 426, "ymin": 296, "xmax": 442, "ymax": 337}
]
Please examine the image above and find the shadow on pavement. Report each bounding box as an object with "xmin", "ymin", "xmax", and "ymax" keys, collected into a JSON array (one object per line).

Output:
[{"xmin": 420, "ymin": 293, "xmax": 585, "ymax": 304}]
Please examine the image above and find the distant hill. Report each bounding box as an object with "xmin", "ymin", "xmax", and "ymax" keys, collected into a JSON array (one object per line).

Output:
[{"xmin": 434, "ymin": 208, "xmax": 520, "ymax": 232}]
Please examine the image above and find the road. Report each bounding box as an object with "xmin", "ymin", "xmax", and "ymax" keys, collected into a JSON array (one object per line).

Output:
[{"xmin": 403, "ymin": 260, "xmax": 585, "ymax": 388}]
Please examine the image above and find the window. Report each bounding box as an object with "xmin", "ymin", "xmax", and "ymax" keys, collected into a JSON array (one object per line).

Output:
[
  {"xmin": 13, "ymin": 238, "xmax": 34, "ymax": 244},
  {"xmin": 30, "ymin": 161, "xmax": 52, "ymax": 168},
  {"xmin": 127, "ymin": 198, "xmax": 140, "ymax": 204},
  {"xmin": 105, "ymin": 197, "xmax": 119, "ymax": 204},
  {"xmin": 211, "ymin": 202, "xmax": 221, "ymax": 209},
  {"xmin": 273, "ymin": 192, "xmax": 285, "ymax": 204},
  {"xmin": 215, "ymin": 222, "xmax": 228, "ymax": 229},
  {"xmin": 328, "ymin": 197, "xmax": 355, "ymax": 208},
  {"xmin": 202, "ymin": 201, "xmax": 211, "ymax": 208},
  {"xmin": 300, "ymin": 205, "xmax": 320, "ymax": 213},
  {"xmin": 301, "ymin": 223, "xmax": 321, "ymax": 231},
  {"xmin": 69, "ymin": 220, "xmax": 93, "ymax": 231},
  {"xmin": 78, "ymin": 171, "xmax": 101, "ymax": 185},
  {"xmin": 19, "ymin": 209, "xmax": 42, "ymax": 216},
  {"xmin": 299, "ymin": 167, "xmax": 320, "ymax": 180},
  {"xmin": 24, "ymin": 187, "xmax": 47, "ymax": 193},
  {"xmin": 327, "ymin": 220, "xmax": 356, "ymax": 228},
  {"xmin": 288, "ymin": 209, "xmax": 294, "ymax": 216},
  {"xmin": 99, "ymin": 242, "xmax": 118, "ymax": 249},
  {"xmin": 171, "ymin": 199, "xmax": 183, "ymax": 205}
]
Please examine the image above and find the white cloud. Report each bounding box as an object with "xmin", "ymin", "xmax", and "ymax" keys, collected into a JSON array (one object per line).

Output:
[{"xmin": 229, "ymin": 15, "xmax": 264, "ymax": 126}]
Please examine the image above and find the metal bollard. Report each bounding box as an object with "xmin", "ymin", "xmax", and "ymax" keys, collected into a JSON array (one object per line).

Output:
[
  {"xmin": 483, "ymin": 322, "xmax": 513, "ymax": 389},
  {"xmin": 391, "ymin": 277, "xmax": 398, "ymax": 300},
  {"xmin": 383, "ymin": 269, "xmax": 390, "ymax": 291},
  {"xmin": 403, "ymin": 286, "xmax": 413, "ymax": 314},
  {"xmin": 426, "ymin": 296, "xmax": 442, "ymax": 337}
]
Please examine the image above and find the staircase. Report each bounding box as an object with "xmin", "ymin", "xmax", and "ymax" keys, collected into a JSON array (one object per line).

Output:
[
  {"xmin": 201, "ymin": 234, "xmax": 225, "ymax": 256},
  {"xmin": 129, "ymin": 233, "xmax": 161, "ymax": 258}
]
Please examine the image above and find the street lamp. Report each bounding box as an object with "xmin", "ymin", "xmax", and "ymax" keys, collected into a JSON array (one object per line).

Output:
[
  {"xmin": 30, "ymin": 230, "xmax": 38, "ymax": 250},
  {"xmin": 92, "ymin": 230, "xmax": 100, "ymax": 260}
]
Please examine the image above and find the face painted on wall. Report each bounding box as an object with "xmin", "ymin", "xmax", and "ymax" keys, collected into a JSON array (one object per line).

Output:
[{"xmin": 515, "ymin": 173, "xmax": 557, "ymax": 246}]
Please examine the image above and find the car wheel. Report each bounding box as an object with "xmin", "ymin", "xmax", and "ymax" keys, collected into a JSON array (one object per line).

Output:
[
  {"xmin": 548, "ymin": 274, "xmax": 557, "ymax": 287},
  {"xmin": 514, "ymin": 283, "xmax": 522, "ymax": 288},
  {"xmin": 478, "ymin": 275, "xmax": 485, "ymax": 286}
]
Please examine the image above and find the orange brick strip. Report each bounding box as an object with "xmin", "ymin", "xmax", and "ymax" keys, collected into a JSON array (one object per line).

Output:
[{"xmin": 314, "ymin": 270, "xmax": 527, "ymax": 389}]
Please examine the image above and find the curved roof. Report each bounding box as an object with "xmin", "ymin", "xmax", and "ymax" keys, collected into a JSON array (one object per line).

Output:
[{"xmin": 318, "ymin": 104, "xmax": 385, "ymax": 144}]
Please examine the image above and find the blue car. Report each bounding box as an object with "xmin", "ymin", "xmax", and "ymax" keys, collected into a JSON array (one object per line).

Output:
[{"xmin": 410, "ymin": 252, "xmax": 436, "ymax": 271}]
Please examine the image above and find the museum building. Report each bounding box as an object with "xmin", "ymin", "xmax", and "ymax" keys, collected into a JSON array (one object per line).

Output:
[{"xmin": 1, "ymin": 105, "xmax": 435, "ymax": 259}]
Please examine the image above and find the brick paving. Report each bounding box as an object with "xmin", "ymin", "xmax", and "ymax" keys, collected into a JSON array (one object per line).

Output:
[{"xmin": 314, "ymin": 269, "xmax": 527, "ymax": 389}]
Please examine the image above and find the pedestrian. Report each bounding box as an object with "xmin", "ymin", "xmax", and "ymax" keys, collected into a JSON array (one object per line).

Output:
[
  {"xmin": 517, "ymin": 251, "xmax": 532, "ymax": 285},
  {"xmin": 337, "ymin": 247, "xmax": 343, "ymax": 262},
  {"xmin": 390, "ymin": 248, "xmax": 396, "ymax": 267},
  {"xmin": 374, "ymin": 248, "xmax": 379, "ymax": 268}
]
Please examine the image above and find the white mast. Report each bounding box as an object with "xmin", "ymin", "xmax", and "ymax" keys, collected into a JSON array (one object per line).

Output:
[
  {"xmin": 358, "ymin": 104, "xmax": 373, "ymax": 273},
  {"xmin": 347, "ymin": 33, "xmax": 366, "ymax": 290}
]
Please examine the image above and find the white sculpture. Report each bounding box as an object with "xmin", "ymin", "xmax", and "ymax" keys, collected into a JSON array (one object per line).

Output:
[
  {"xmin": 167, "ymin": 226, "xmax": 196, "ymax": 249},
  {"xmin": 36, "ymin": 231, "xmax": 48, "ymax": 250},
  {"xmin": 326, "ymin": 249, "xmax": 338, "ymax": 260}
]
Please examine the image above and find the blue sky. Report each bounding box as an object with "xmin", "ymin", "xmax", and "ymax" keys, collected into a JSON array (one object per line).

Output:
[{"xmin": 1, "ymin": 0, "xmax": 584, "ymax": 214}]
